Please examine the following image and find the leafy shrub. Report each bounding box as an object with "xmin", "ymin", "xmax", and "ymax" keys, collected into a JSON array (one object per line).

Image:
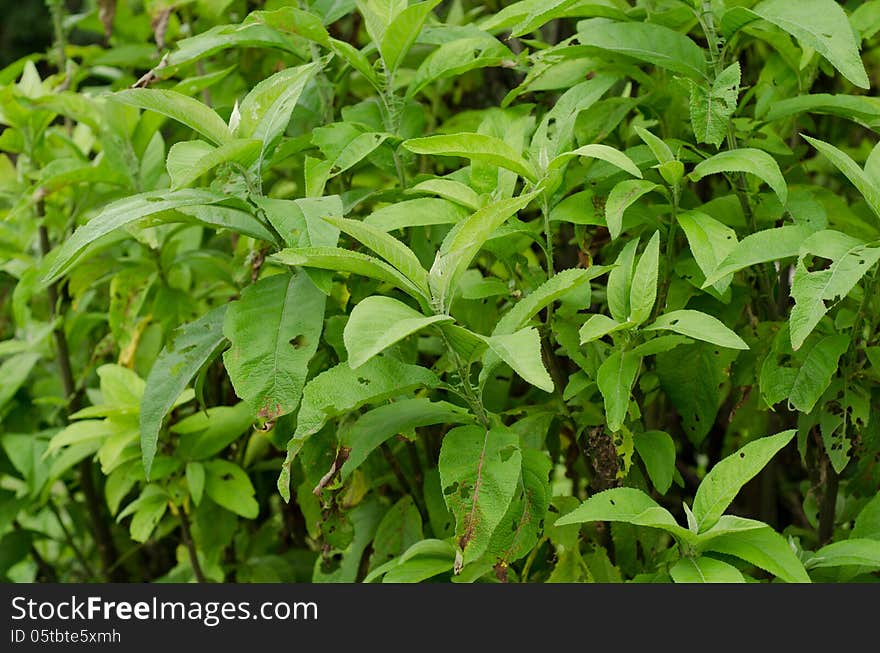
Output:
[{"xmin": 2, "ymin": 0, "xmax": 880, "ymax": 583}]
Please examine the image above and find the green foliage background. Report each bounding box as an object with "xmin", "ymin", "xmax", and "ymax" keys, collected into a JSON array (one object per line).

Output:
[{"xmin": 1, "ymin": 0, "xmax": 880, "ymax": 583}]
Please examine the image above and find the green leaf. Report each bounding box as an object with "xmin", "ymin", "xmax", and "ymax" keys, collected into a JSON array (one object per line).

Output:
[
  {"xmin": 279, "ymin": 358, "xmax": 439, "ymax": 500},
  {"xmin": 556, "ymin": 487, "xmax": 693, "ymax": 541},
  {"xmin": 407, "ymin": 35, "xmax": 512, "ymax": 98},
  {"xmin": 607, "ymin": 238, "xmax": 639, "ymax": 323},
  {"xmin": 223, "ymin": 272, "xmax": 325, "ymax": 420},
  {"xmin": 575, "ymin": 19, "xmax": 708, "ymax": 80},
  {"xmin": 236, "ymin": 62, "xmax": 322, "ymax": 156},
  {"xmin": 692, "ymin": 430, "xmax": 796, "ymax": 531},
  {"xmin": 323, "ymin": 216, "xmax": 430, "ymax": 295},
  {"xmin": 750, "ymin": 0, "xmax": 869, "ymax": 89},
  {"xmin": 166, "ymin": 139, "xmax": 261, "ymax": 190},
  {"xmin": 765, "ymin": 94, "xmax": 880, "ymax": 131},
  {"xmin": 366, "ymin": 197, "xmax": 472, "ymax": 230},
  {"xmin": 341, "ymin": 399, "xmax": 474, "ymax": 479},
  {"xmin": 551, "ymin": 143, "xmax": 643, "ymax": 179},
  {"xmin": 0, "ymin": 352, "xmax": 40, "ymax": 414},
  {"xmin": 596, "ymin": 350, "xmax": 641, "ymax": 432},
  {"xmin": 605, "ymin": 180, "xmax": 660, "ymax": 240},
  {"xmin": 113, "ymin": 88, "xmax": 231, "ymax": 145},
  {"xmin": 42, "ymin": 190, "xmax": 228, "ymax": 284},
  {"xmin": 118, "ymin": 485, "xmax": 168, "ymax": 543},
  {"xmin": 634, "ymin": 126, "xmax": 673, "ymax": 165},
  {"xmin": 805, "ymin": 539, "xmax": 880, "ymax": 570},
  {"xmin": 204, "ymin": 460, "xmax": 259, "ymax": 519},
  {"xmin": 669, "ymin": 556, "xmax": 745, "ymax": 583},
  {"xmin": 403, "ymin": 133, "xmax": 538, "ymax": 182},
  {"xmin": 369, "ymin": 496, "xmax": 424, "ymax": 570},
  {"xmin": 677, "ymin": 211, "xmax": 738, "ymax": 293},
  {"xmin": 703, "ymin": 526, "xmax": 811, "ymax": 583},
  {"xmin": 484, "ymin": 327, "xmax": 554, "ymax": 392},
  {"xmin": 140, "ymin": 305, "xmax": 228, "ymax": 477},
  {"xmin": 789, "ymin": 230, "xmax": 880, "ymax": 350},
  {"xmin": 689, "ymin": 62, "xmax": 740, "ymax": 148},
  {"xmin": 173, "ymin": 403, "xmax": 255, "ymax": 461},
  {"xmin": 429, "ymin": 192, "xmax": 538, "ymax": 311},
  {"xmin": 380, "ymin": 0, "xmax": 441, "ymax": 73},
  {"xmin": 690, "ymin": 148, "xmax": 788, "ymax": 206},
  {"xmin": 343, "ymin": 296, "xmax": 451, "ymax": 368},
  {"xmin": 272, "ymin": 246, "xmax": 428, "ymax": 303},
  {"xmin": 628, "ymin": 231, "xmax": 660, "ymax": 325},
  {"xmin": 802, "ymin": 135, "xmax": 880, "ymax": 225},
  {"xmin": 364, "ymin": 539, "xmax": 455, "ymax": 583},
  {"xmin": 760, "ymin": 330, "xmax": 850, "ymax": 413},
  {"xmin": 633, "ymin": 430, "xmax": 676, "ymax": 494},
  {"xmin": 852, "ymin": 493, "xmax": 880, "ymax": 540},
  {"xmin": 579, "ymin": 314, "xmax": 625, "ymax": 344},
  {"xmin": 438, "ymin": 425, "xmax": 522, "ymax": 566},
  {"xmin": 802, "ymin": 134, "xmax": 880, "ymax": 222},
  {"xmin": 493, "ymin": 266, "xmax": 611, "ymax": 336},
  {"xmin": 645, "ymin": 310, "xmax": 748, "ymax": 350},
  {"xmin": 486, "ymin": 449, "xmax": 552, "ymax": 565},
  {"xmin": 186, "ymin": 462, "xmax": 205, "ymax": 506},
  {"xmin": 704, "ymin": 225, "xmax": 812, "ymax": 286}
]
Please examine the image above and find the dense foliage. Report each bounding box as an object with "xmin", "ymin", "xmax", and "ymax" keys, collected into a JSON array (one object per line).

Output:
[{"xmin": 2, "ymin": 0, "xmax": 880, "ymax": 584}]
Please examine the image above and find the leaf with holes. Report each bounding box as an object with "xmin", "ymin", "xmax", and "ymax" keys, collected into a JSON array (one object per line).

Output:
[
  {"xmin": 223, "ymin": 272, "xmax": 325, "ymax": 421},
  {"xmin": 438, "ymin": 425, "xmax": 522, "ymax": 567}
]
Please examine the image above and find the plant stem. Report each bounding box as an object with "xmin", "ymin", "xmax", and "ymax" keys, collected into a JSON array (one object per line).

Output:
[
  {"xmin": 179, "ymin": 509, "xmax": 206, "ymax": 583},
  {"xmin": 37, "ymin": 200, "xmax": 123, "ymax": 582},
  {"xmin": 818, "ymin": 452, "xmax": 838, "ymax": 545},
  {"xmin": 48, "ymin": 499, "xmax": 96, "ymax": 580}
]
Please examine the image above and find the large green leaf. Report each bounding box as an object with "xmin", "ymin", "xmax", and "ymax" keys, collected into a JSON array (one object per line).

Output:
[
  {"xmin": 596, "ymin": 350, "xmax": 641, "ymax": 432},
  {"xmin": 689, "ymin": 62, "xmax": 740, "ymax": 148},
  {"xmin": 380, "ymin": 0, "xmax": 441, "ymax": 73},
  {"xmin": 789, "ymin": 230, "xmax": 880, "ymax": 350},
  {"xmin": 645, "ymin": 310, "xmax": 748, "ymax": 350},
  {"xmin": 678, "ymin": 211, "xmax": 738, "ymax": 293},
  {"xmin": 166, "ymin": 139, "xmax": 261, "ymax": 190},
  {"xmin": 485, "ymin": 449, "xmax": 552, "ymax": 565},
  {"xmin": 556, "ymin": 487, "xmax": 693, "ymax": 542},
  {"xmin": 669, "ymin": 556, "xmax": 745, "ymax": 583},
  {"xmin": 0, "ymin": 352, "xmax": 40, "ymax": 415},
  {"xmin": 760, "ymin": 330, "xmax": 850, "ymax": 413},
  {"xmin": 805, "ymin": 539, "xmax": 880, "ymax": 570},
  {"xmin": 607, "ymin": 238, "xmax": 639, "ymax": 323},
  {"xmin": 43, "ymin": 190, "xmax": 229, "ymax": 284},
  {"xmin": 278, "ymin": 358, "xmax": 439, "ymax": 500},
  {"xmin": 803, "ymin": 136, "xmax": 880, "ymax": 224},
  {"xmin": 747, "ymin": 0, "xmax": 869, "ymax": 89},
  {"xmin": 493, "ymin": 266, "xmax": 610, "ymax": 336},
  {"xmin": 703, "ymin": 526, "xmax": 811, "ymax": 583},
  {"xmin": 605, "ymin": 180, "xmax": 660, "ymax": 240},
  {"xmin": 575, "ymin": 19, "xmax": 708, "ymax": 80},
  {"xmin": 438, "ymin": 425, "xmax": 522, "ymax": 567},
  {"xmin": 407, "ymin": 35, "xmax": 512, "ymax": 98},
  {"xmin": 343, "ymin": 296, "xmax": 452, "ymax": 368},
  {"xmin": 323, "ymin": 216, "xmax": 430, "ymax": 295},
  {"xmin": 429, "ymin": 192, "xmax": 538, "ymax": 311},
  {"xmin": 140, "ymin": 305, "xmax": 228, "ymax": 477},
  {"xmin": 340, "ymin": 399, "xmax": 474, "ymax": 479},
  {"xmin": 203, "ymin": 460, "xmax": 259, "ymax": 518},
  {"xmin": 628, "ymin": 231, "xmax": 660, "ymax": 326},
  {"xmin": 692, "ymin": 430, "xmax": 796, "ymax": 531},
  {"xmin": 403, "ymin": 133, "xmax": 538, "ymax": 182},
  {"xmin": 484, "ymin": 327, "xmax": 554, "ymax": 392},
  {"xmin": 690, "ymin": 149, "xmax": 788, "ymax": 206},
  {"xmin": 223, "ymin": 272, "xmax": 325, "ymax": 420},
  {"xmin": 703, "ymin": 225, "xmax": 812, "ymax": 286},
  {"xmin": 633, "ymin": 430, "xmax": 676, "ymax": 494},
  {"xmin": 272, "ymin": 246, "xmax": 429, "ymax": 303},
  {"xmin": 236, "ymin": 62, "xmax": 322, "ymax": 156},
  {"xmin": 113, "ymin": 89, "xmax": 231, "ymax": 145}
]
